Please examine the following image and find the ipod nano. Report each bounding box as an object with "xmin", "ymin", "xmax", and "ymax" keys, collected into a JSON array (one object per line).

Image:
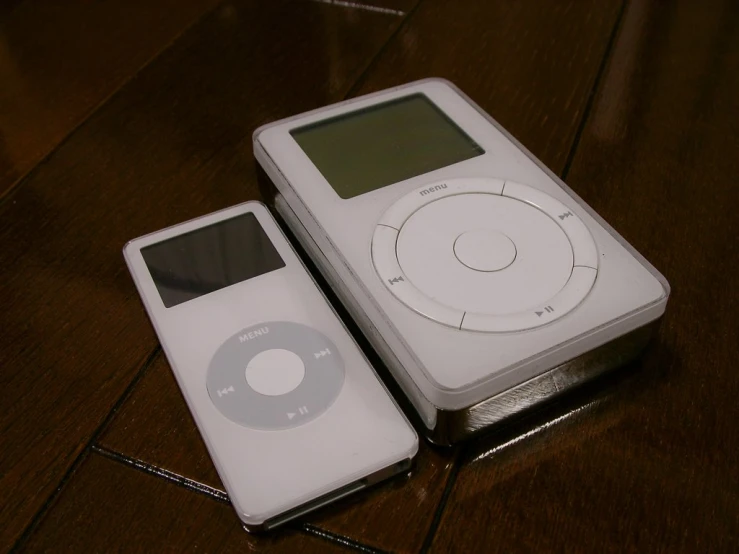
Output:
[
  {"xmin": 124, "ymin": 202, "xmax": 418, "ymax": 530},
  {"xmin": 253, "ymin": 78, "xmax": 670, "ymax": 445}
]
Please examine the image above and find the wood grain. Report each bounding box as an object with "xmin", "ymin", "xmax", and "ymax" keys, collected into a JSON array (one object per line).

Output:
[
  {"xmin": 96, "ymin": 353, "xmax": 457, "ymax": 552},
  {"xmin": 19, "ymin": 453, "xmax": 349, "ymax": 553},
  {"xmin": 0, "ymin": 1, "xmax": 401, "ymax": 548},
  {"xmin": 430, "ymin": 1, "xmax": 739, "ymax": 552},
  {"xmin": 0, "ymin": 0, "xmax": 222, "ymax": 199}
]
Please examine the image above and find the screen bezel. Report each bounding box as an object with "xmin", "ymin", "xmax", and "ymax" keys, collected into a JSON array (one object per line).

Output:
[
  {"xmin": 258, "ymin": 80, "xmax": 500, "ymax": 209},
  {"xmin": 288, "ymin": 93, "xmax": 485, "ymax": 199},
  {"xmin": 140, "ymin": 212, "xmax": 286, "ymax": 308},
  {"xmin": 124, "ymin": 203, "xmax": 296, "ymax": 312}
]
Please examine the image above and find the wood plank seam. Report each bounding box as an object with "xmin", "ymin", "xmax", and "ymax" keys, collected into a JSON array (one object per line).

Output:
[
  {"xmin": 0, "ymin": 0, "xmax": 230, "ymax": 206},
  {"xmin": 8, "ymin": 347, "xmax": 162, "ymax": 553},
  {"xmin": 302, "ymin": 524, "xmax": 392, "ymax": 554},
  {"xmin": 560, "ymin": 0, "xmax": 628, "ymax": 181},
  {"xmin": 309, "ymin": 0, "xmax": 405, "ymax": 17},
  {"xmin": 90, "ymin": 445, "xmax": 390, "ymax": 553},
  {"xmin": 91, "ymin": 445, "xmax": 230, "ymax": 504},
  {"xmin": 418, "ymin": 449, "xmax": 463, "ymax": 554}
]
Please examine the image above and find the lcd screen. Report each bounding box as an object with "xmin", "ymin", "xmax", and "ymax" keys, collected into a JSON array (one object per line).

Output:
[
  {"xmin": 141, "ymin": 213, "xmax": 285, "ymax": 308},
  {"xmin": 291, "ymin": 94, "xmax": 484, "ymax": 198}
]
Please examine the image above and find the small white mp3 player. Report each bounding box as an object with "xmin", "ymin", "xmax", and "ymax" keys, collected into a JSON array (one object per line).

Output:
[
  {"xmin": 123, "ymin": 202, "xmax": 418, "ymax": 531},
  {"xmin": 253, "ymin": 78, "xmax": 671, "ymax": 445}
]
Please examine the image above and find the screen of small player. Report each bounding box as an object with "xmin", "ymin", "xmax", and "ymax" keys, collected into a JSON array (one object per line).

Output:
[{"xmin": 142, "ymin": 213, "xmax": 285, "ymax": 308}]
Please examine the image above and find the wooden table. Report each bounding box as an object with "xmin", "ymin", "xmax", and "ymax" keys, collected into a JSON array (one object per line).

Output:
[{"xmin": 2, "ymin": 1, "xmax": 737, "ymax": 552}]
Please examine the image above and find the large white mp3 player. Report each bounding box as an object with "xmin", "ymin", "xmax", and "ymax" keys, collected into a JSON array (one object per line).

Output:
[
  {"xmin": 124, "ymin": 202, "xmax": 417, "ymax": 531},
  {"xmin": 254, "ymin": 79, "xmax": 670, "ymax": 445}
]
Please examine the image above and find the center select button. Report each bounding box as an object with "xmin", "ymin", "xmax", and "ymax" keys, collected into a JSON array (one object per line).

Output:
[
  {"xmin": 207, "ymin": 321, "xmax": 344, "ymax": 430},
  {"xmin": 245, "ymin": 349, "xmax": 305, "ymax": 396},
  {"xmin": 453, "ymin": 229, "xmax": 517, "ymax": 272}
]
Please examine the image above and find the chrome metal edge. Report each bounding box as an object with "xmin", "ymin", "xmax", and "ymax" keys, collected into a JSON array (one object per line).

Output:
[
  {"xmin": 428, "ymin": 321, "xmax": 657, "ymax": 445},
  {"xmin": 244, "ymin": 456, "xmax": 413, "ymax": 532}
]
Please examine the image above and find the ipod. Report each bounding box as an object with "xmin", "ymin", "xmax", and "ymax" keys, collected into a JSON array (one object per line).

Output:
[
  {"xmin": 253, "ymin": 78, "xmax": 670, "ymax": 445},
  {"xmin": 123, "ymin": 201, "xmax": 418, "ymax": 531}
]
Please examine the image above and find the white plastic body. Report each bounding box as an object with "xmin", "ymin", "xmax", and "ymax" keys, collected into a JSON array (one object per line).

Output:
[
  {"xmin": 253, "ymin": 78, "xmax": 670, "ymax": 421},
  {"xmin": 123, "ymin": 202, "xmax": 418, "ymax": 530}
]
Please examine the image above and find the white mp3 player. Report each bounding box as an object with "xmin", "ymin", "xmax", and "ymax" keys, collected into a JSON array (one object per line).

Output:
[
  {"xmin": 253, "ymin": 78, "xmax": 670, "ymax": 445},
  {"xmin": 123, "ymin": 202, "xmax": 418, "ymax": 531}
]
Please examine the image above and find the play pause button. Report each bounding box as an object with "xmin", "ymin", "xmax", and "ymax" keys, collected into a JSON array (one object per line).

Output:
[{"xmin": 286, "ymin": 406, "xmax": 309, "ymax": 420}]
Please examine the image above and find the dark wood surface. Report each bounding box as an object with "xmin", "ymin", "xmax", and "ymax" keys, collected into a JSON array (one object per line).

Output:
[
  {"xmin": 20, "ymin": 454, "xmax": 349, "ymax": 553},
  {"xmin": 2, "ymin": 0, "xmax": 737, "ymax": 552},
  {"xmin": 0, "ymin": 0, "xmax": 222, "ymax": 198}
]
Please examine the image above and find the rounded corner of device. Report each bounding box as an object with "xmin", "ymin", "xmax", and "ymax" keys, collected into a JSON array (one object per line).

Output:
[
  {"xmin": 644, "ymin": 265, "xmax": 671, "ymax": 308},
  {"xmin": 230, "ymin": 494, "xmax": 273, "ymax": 532},
  {"xmin": 122, "ymin": 238, "xmax": 139, "ymax": 259},
  {"xmin": 657, "ymin": 274, "xmax": 671, "ymax": 302},
  {"xmin": 419, "ymin": 76, "xmax": 457, "ymax": 89},
  {"xmin": 652, "ymin": 282, "xmax": 671, "ymax": 322},
  {"xmin": 403, "ymin": 427, "xmax": 421, "ymax": 459},
  {"xmin": 252, "ymin": 122, "xmax": 273, "ymax": 145},
  {"xmin": 415, "ymin": 371, "xmax": 470, "ymax": 411},
  {"xmin": 242, "ymin": 199, "xmax": 267, "ymax": 213},
  {"xmin": 237, "ymin": 509, "xmax": 268, "ymax": 533}
]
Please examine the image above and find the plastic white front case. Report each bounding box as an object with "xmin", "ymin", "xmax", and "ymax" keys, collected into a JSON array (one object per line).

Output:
[
  {"xmin": 123, "ymin": 202, "xmax": 418, "ymax": 530},
  {"xmin": 253, "ymin": 78, "xmax": 670, "ymax": 420}
]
